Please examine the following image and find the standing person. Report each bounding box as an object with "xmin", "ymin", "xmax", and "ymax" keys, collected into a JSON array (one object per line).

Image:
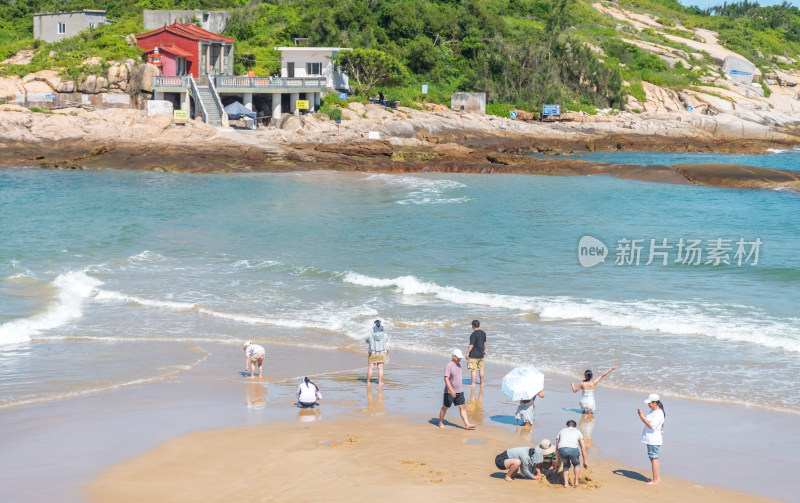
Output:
[
  {"xmin": 466, "ymin": 320, "xmax": 486, "ymax": 387},
  {"xmin": 494, "ymin": 446, "xmax": 544, "ymax": 481},
  {"xmin": 555, "ymin": 419, "xmax": 588, "ymax": 488},
  {"xmin": 638, "ymin": 393, "xmax": 665, "ymax": 485},
  {"xmin": 364, "ymin": 319, "xmax": 389, "ymax": 386},
  {"xmin": 570, "ymin": 366, "xmax": 619, "ymax": 414},
  {"xmin": 243, "ymin": 341, "xmax": 265, "ymax": 379},
  {"xmin": 438, "ymin": 349, "xmax": 476, "ymax": 430},
  {"xmin": 297, "ymin": 377, "xmax": 322, "ymax": 408}
]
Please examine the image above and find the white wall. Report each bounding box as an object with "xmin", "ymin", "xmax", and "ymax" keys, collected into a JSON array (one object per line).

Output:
[{"xmin": 278, "ymin": 49, "xmax": 349, "ymax": 90}]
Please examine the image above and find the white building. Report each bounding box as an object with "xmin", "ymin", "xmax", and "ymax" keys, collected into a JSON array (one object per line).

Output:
[
  {"xmin": 274, "ymin": 47, "xmax": 350, "ymax": 91},
  {"xmin": 33, "ymin": 10, "xmax": 109, "ymax": 43}
]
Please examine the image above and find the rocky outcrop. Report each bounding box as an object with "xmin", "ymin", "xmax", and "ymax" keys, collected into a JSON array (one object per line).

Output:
[{"xmin": 128, "ymin": 63, "xmax": 161, "ymax": 93}]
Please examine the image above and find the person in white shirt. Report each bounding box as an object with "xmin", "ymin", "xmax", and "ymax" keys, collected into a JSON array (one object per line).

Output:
[
  {"xmin": 297, "ymin": 377, "xmax": 322, "ymax": 408},
  {"xmin": 243, "ymin": 341, "xmax": 265, "ymax": 379},
  {"xmin": 638, "ymin": 393, "xmax": 666, "ymax": 485},
  {"xmin": 555, "ymin": 419, "xmax": 588, "ymax": 488}
]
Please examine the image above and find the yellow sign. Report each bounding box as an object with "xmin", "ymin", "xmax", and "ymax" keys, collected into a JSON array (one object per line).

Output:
[
  {"xmin": 296, "ymin": 100, "xmax": 310, "ymax": 110},
  {"xmin": 173, "ymin": 110, "xmax": 189, "ymax": 122}
]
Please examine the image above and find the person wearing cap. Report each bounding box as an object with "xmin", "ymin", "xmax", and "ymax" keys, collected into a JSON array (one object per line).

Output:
[
  {"xmin": 638, "ymin": 393, "xmax": 665, "ymax": 485},
  {"xmin": 364, "ymin": 320, "xmax": 389, "ymax": 386},
  {"xmin": 555, "ymin": 419, "xmax": 588, "ymax": 488},
  {"xmin": 494, "ymin": 445, "xmax": 545, "ymax": 482},
  {"xmin": 438, "ymin": 349, "xmax": 476, "ymax": 430},
  {"xmin": 243, "ymin": 341, "xmax": 265, "ymax": 379},
  {"xmin": 466, "ymin": 320, "xmax": 487, "ymax": 387}
]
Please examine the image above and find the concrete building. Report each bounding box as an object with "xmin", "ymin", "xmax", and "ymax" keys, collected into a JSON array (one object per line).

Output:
[
  {"xmin": 149, "ymin": 42, "xmax": 351, "ymax": 127},
  {"xmin": 143, "ymin": 10, "xmax": 230, "ymax": 35},
  {"xmin": 33, "ymin": 10, "xmax": 109, "ymax": 43},
  {"xmin": 275, "ymin": 47, "xmax": 350, "ymax": 91}
]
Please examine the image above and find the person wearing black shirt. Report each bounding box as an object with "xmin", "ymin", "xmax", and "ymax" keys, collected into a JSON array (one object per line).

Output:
[{"xmin": 466, "ymin": 320, "xmax": 487, "ymax": 387}]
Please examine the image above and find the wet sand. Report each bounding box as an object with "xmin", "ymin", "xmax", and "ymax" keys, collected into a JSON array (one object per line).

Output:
[{"xmin": 0, "ymin": 342, "xmax": 797, "ymax": 502}]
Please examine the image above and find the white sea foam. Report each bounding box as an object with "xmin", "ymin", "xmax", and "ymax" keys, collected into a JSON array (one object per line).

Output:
[
  {"xmin": 129, "ymin": 250, "xmax": 167, "ymax": 263},
  {"xmin": 0, "ymin": 270, "xmax": 102, "ymax": 346},
  {"xmin": 363, "ymin": 174, "xmax": 470, "ymax": 205},
  {"xmin": 95, "ymin": 290, "xmax": 198, "ymax": 310},
  {"xmin": 342, "ymin": 271, "xmax": 800, "ymax": 353}
]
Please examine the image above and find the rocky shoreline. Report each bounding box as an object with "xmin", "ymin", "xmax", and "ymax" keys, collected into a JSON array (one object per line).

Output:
[{"xmin": 1, "ymin": 103, "xmax": 799, "ymax": 191}]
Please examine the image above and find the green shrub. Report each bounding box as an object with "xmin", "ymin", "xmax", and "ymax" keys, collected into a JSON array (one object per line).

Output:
[{"xmin": 485, "ymin": 103, "xmax": 513, "ymax": 118}]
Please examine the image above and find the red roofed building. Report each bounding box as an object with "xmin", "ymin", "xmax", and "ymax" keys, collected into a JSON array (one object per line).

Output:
[{"xmin": 136, "ymin": 22, "xmax": 234, "ymax": 78}]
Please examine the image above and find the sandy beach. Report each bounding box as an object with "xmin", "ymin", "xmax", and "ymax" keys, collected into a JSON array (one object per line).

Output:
[{"xmin": 2, "ymin": 343, "xmax": 795, "ymax": 502}]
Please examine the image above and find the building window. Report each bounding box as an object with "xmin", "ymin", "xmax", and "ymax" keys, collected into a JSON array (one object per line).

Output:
[
  {"xmin": 57, "ymin": 22, "xmax": 66, "ymax": 34},
  {"xmin": 306, "ymin": 62, "xmax": 321, "ymax": 75}
]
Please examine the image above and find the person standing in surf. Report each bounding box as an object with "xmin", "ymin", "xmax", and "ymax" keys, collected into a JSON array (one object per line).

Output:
[
  {"xmin": 466, "ymin": 320, "xmax": 486, "ymax": 387},
  {"xmin": 243, "ymin": 341, "xmax": 265, "ymax": 379},
  {"xmin": 365, "ymin": 319, "xmax": 389, "ymax": 386}
]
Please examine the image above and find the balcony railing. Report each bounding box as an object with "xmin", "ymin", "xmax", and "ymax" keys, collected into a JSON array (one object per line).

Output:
[
  {"xmin": 152, "ymin": 75, "xmax": 190, "ymax": 88},
  {"xmin": 152, "ymin": 75, "xmax": 328, "ymax": 90},
  {"xmin": 214, "ymin": 76, "xmax": 327, "ymax": 89}
]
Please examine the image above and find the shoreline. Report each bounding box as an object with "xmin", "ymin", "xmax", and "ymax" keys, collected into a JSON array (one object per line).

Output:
[
  {"xmin": 1, "ymin": 342, "xmax": 797, "ymax": 502},
  {"xmin": 2, "ymin": 105, "xmax": 800, "ymax": 191}
]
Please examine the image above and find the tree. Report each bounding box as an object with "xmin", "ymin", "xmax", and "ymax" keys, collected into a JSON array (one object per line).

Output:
[{"xmin": 332, "ymin": 48, "xmax": 407, "ymax": 96}]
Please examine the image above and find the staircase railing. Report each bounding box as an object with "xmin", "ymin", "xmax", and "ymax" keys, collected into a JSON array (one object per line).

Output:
[
  {"xmin": 208, "ymin": 77, "xmax": 226, "ymax": 124},
  {"xmin": 188, "ymin": 76, "xmax": 208, "ymax": 124}
]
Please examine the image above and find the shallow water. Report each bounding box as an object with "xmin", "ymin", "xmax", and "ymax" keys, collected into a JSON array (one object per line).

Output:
[{"xmin": 1, "ymin": 167, "xmax": 799, "ymax": 412}]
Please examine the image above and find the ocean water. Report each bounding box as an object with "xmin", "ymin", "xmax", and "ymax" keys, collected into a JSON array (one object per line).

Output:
[{"xmin": 1, "ymin": 162, "xmax": 799, "ymax": 413}]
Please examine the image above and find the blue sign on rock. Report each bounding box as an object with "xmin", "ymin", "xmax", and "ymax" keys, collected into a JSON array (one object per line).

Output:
[
  {"xmin": 542, "ymin": 104, "xmax": 560, "ymax": 116},
  {"xmin": 510, "ymin": 110, "xmax": 517, "ymax": 118},
  {"xmin": 46, "ymin": 94, "xmax": 56, "ymax": 100},
  {"xmin": 338, "ymin": 92, "xmax": 348, "ymax": 100},
  {"xmin": 687, "ymin": 105, "xmax": 694, "ymax": 112}
]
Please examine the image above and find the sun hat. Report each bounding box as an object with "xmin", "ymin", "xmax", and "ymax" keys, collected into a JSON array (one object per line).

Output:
[
  {"xmin": 538, "ymin": 439, "xmax": 556, "ymax": 456},
  {"xmin": 471, "ymin": 320, "xmax": 480, "ymax": 327},
  {"xmin": 243, "ymin": 341, "xmax": 251, "ymax": 350},
  {"xmin": 644, "ymin": 393, "xmax": 660, "ymax": 404},
  {"xmin": 452, "ymin": 348, "xmax": 464, "ymax": 359}
]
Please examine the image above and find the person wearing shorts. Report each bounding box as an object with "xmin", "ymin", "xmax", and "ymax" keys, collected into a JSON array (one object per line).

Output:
[
  {"xmin": 243, "ymin": 341, "xmax": 265, "ymax": 379},
  {"xmin": 556, "ymin": 419, "xmax": 588, "ymax": 488},
  {"xmin": 466, "ymin": 320, "xmax": 486, "ymax": 387},
  {"xmin": 364, "ymin": 320, "xmax": 389, "ymax": 386},
  {"xmin": 437, "ymin": 349, "xmax": 475, "ymax": 430},
  {"xmin": 494, "ymin": 446, "xmax": 544, "ymax": 482},
  {"xmin": 638, "ymin": 393, "xmax": 665, "ymax": 485}
]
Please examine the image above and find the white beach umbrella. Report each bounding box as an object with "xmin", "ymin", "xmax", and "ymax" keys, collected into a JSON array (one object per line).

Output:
[{"xmin": 501, "ymin": 366, "xmax": 545, "ymax": 401}]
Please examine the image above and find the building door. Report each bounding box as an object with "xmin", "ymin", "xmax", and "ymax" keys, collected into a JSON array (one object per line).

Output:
[{"xmin": 287, "ymin": 62, "xmax": 294, "ymax": 78}]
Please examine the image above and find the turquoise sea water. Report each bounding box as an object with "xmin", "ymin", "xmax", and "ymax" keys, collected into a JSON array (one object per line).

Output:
[{"xmin": 1, "ymin": 159, "xmax": 799, "ymax": 412}]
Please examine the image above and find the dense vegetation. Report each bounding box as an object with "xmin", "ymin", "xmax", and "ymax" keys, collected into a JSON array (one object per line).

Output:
[{"xmin": 1, "ymin": 1, "xmax": 799, "ymax": 113}]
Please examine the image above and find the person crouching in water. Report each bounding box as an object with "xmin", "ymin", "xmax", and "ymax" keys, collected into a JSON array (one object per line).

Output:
[
  {"xmin": 297, "ymin": 377, "xmax": 322, "ymax": 408},
  {"xmin": 365, "ymin": 319, "xmax": 389, "ymax": 386}
]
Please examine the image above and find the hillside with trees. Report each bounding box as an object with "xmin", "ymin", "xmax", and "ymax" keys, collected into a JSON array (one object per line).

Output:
[{"xmin": 2, "ymin": 0, "xmax": 799, "ymax": 114}]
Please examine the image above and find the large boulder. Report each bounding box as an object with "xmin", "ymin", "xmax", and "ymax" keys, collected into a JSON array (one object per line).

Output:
[
  {"xmin": 722, "ymin": 55, "xmax": 757, "ymax": 85},
  {"xmin": 776, "ymin": 71, "xmax": 797, "ymax": 87},
  {"xmin": 57, "ymin": 81, "xmax": 75, "ymax": 93},
  {"xmin": 0, "ymin": 77, "xmax": 23, "ymax": 102},
  {"xmin": 128, "ymin": 63, "xmax": 161, "ymax": 93},
  {"xmin": 22, "ymin": 70, "xmax": 62, "ymax": 91},
  {"xmin": 80, "ymin": 75, "xmax": 108, "ymax": 94},
  {"xmin": 23, "ymin": 80, "xmax": 54, "ymax": 94}
]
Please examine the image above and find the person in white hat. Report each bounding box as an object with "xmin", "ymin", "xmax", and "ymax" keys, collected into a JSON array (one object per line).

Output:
[
  {"xmin": 535, "ymin": 439, "xmax": 558, "ymax": 474},
  {"xmin": 638, "ymin": 393, "xmax": 665, "ymax": 485},
  {"xmin": 243, "ymin": 341, "xmax": 266, "ymax": 379},
  {"xmin": 437, "ymin": 349, "xmax": 476, "ymax": 430}
]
